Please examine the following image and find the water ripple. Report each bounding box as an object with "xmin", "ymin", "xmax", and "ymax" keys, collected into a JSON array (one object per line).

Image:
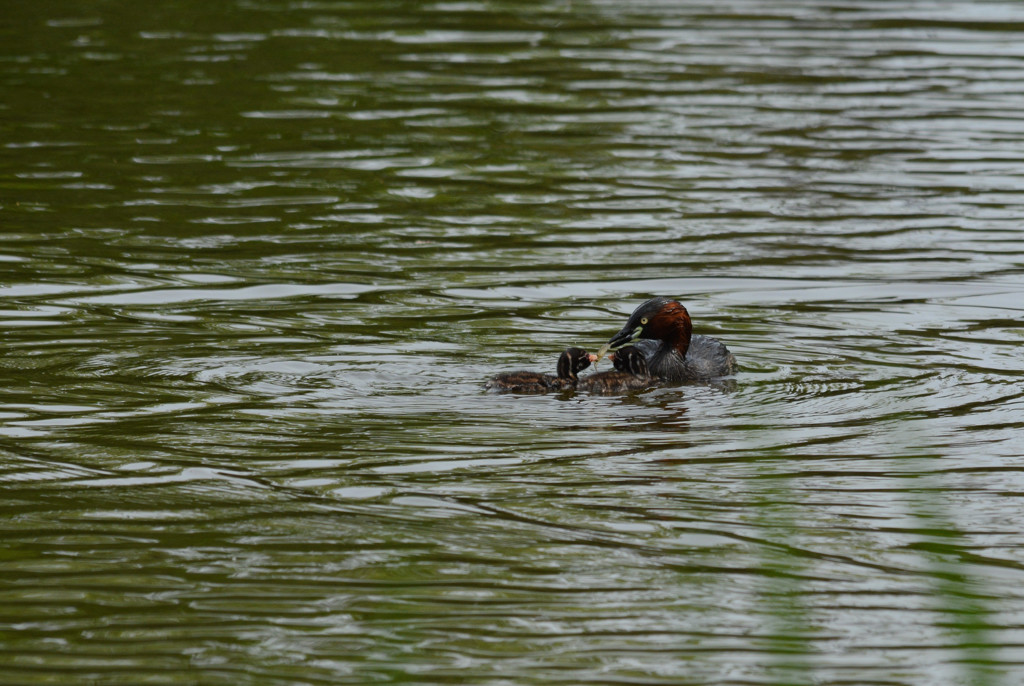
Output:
[{"xmin": 4, "ymin": 0, "xmax": 1024, "ymax": 683}]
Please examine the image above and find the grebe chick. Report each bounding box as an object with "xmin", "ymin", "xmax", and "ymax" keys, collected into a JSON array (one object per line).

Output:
[
  {"xmin": 598, "ymin": 297, "xmax": 736, "ymax": 381},
  {"xmin": 485, "ymin": 347, "xmax": 595, "ymax": 393},
  {"xmin": 577, "ymin": 347, "xmax": 653, "ymax": 395}
]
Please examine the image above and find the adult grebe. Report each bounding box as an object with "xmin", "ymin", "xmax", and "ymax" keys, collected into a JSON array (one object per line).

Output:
[{"xmin": 597, "ymin": 297, "xmax": 736, "ymax": 381}]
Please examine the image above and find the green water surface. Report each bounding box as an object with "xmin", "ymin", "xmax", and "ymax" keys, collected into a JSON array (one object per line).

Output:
[{"xmin": 3, "ymin": 1, "xmax": 1024, "ymax": 684}]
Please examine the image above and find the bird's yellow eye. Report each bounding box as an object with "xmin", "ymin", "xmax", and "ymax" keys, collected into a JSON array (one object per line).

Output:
[{"xmin": 640, "ymin": 317, "xmax": 648, "ymax": 325}]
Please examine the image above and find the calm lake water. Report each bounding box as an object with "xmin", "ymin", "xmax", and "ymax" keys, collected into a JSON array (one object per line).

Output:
[{"xmin": 3, "ymin": 0, "xmax": 1024, "ymax": 683}]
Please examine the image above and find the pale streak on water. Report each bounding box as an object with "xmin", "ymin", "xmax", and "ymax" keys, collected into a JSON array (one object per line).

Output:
[{"xmin": 2, "ymin": 0, "xmax": 1024, "ymax": 683}]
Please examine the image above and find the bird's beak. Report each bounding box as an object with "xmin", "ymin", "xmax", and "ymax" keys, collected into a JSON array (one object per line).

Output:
[{"xmin": 595, "ymin": 324, "xmax": 643, "ymax": 362}]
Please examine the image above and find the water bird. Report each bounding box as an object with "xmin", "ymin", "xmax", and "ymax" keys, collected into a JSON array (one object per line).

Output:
[
  {"xmin": 596, "ymin": 297, "xmax": 736, "ymax": 381},
  {"xmin": 485, "ymin": 347, "xmax": 595, "ymax": 393},
  {"xmin": 576, "ymin": 346, "xmax": 653, "ymax": 395}
]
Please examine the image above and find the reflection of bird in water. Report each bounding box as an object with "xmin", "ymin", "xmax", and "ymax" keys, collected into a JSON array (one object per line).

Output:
[
  {"xmin": 485, "ymin": 347, "xmax": 595, "ymax": 394},
  {"xmin": 598, "ymin": 297, "xmax": 736, "ymax": 381}
]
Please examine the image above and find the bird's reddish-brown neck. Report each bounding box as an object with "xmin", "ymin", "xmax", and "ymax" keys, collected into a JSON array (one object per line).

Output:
[{"xmin": 648, "ymin": 302, "xmax": 692, "ymax": 358}]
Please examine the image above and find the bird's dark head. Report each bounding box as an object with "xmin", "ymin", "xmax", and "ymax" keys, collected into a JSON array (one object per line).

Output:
[
  {"xmin": 611, "ymin": 346, "xmax": 650, "ymax": 377},
  {"xmin": 598, "ymin": 297, "xmax": 692, "ymax": 359},
  {"xmin": 556, "ymin": 347, "xmax": 595, "ymax": 380}
]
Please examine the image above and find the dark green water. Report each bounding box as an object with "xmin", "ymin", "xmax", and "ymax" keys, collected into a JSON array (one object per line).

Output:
[{"xmin": 3, "ymin": 1, "xmax": 1024, "ymax": 683}]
